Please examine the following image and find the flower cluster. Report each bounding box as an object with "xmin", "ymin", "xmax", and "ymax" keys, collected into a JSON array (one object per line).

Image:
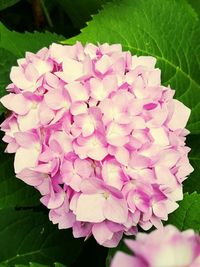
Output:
[
  {"xmin": 0, "ymin": 42, "xmax": 193, "ymax": 247},
  {"xmin": 111, "ymin": 225, "xmax": 200, "ymax": 267}
]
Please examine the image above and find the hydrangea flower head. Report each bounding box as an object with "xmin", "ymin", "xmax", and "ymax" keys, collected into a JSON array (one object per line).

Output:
[
  {"xmin": 0, "ymin": 42, "xmax": 193, "ymax": 247},
  {"xmin": 111, "ymin": 225, "xmax": 200, "ymax": 267}
]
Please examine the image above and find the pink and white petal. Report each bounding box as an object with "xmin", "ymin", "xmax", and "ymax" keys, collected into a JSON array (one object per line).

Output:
[
  {"xmin": 67, "ymin": 173, "xmax": 82, "ymax": 192},
  {"xmin": 87, "ymin": 145, "xmax": 108, "ymax": 161},
  {"xmin": 92, "ymin": 222, "xmax": 113, "ymax": 245},
  {"xmin": 16, "ymin": 168, "xmax": 44, "ymax": 186},
  {"xmin": 50, "ymin": 43, "xmax": 76, "ymax": 63},
  {"xmin": 74, "ymin": 158, "xmax": 92, "ymax": 177},
  {"xmin": 36, "ymin": 177, "xmax": 50, "ymax": 195},
  {"xmin": 39, "ymin": 102, "xmax": 54, "ymax": 124},
  {"xmin": 14, "ymin": 147, "xmax": 40, "ymax": 173},
  {"xmin": 76, "ymin": 194, "xmax": 105, "ymax": 223},
  {"xmin": 95, "ymin": 55, "xmax": 111, "ymax": 74},
  {"xmin": 32, "ymin": 58, "xmax": 53, "ymax": 76},
  {"xmin": 167, "ymin": 99, "xmax": 191, "ymax": 130},
  {"xmin": 58, "ymin": 212, "xmax": 76, "ymax": 229},
  {"xmin": 57, "ymin": 58, "xmax": 83, "ymax": 82},
  {"xmin": 17, "ymin": 109, "xmax": 39, "ymax": 131},
  {"xmin": 81, "ymin": 116, "xmax": 96, "ymax": 137},
  {"xmin": 150, "ymin": 216, "xmax": 163, "ymax": 229},
  {"xmin": 157, "ymin": 150, "xmax": 180, "ymax": 168},
  {"xmin": 90, "ymin": 78, "xmax": 107, "ymax": 101},
  {"xmin": 73, "ymin": 142, "xmax": 88, "ymax": 159},
  {"xmin": 115, "ymin": 147, "xmax": 129, "ymax": 166},
  {"xmin": 14, "ymin": 132, "xmax": 38, "ymax": 148},
  {"xmin": 149, "ymin": 127, "xmax": 169, "ymax": 146},
  {"xmin": 49, "ymin": 210, "xmax": 60, "ymax": 224},
  {"xmin": 152, "ymin": 201, "xmax": 168, "ymax": 219},
  {"xmin": 111, "ymin": 252, "xmax": 141, "ymax": 267},
  {"xmin": 129, "ymin": 153, "xmax": 151, "ymax": 169},
  {"xmin": 10, "ymin": 66, "xmax": 34, "ymax": 91},
  {"xmin": 45, "ymin": 192, "xmax": 65, "ymax": 209},
  {"xmin": 70, "ymin": 102, "xmax": 87, "ymax": 115},
  {"xmin": 66, "ymin": 82, "xmax": 89, "ymax": 102},
  {"xmin": 33, "ymin": 162, "xmax": 53, "ymax": 173},
  {"xmin": 131, "ymin": 55, "xmax": 156, "ymax": 70},
  {"xmin": 80, "ymin": 178, "xmax": 104, "ymax": 194},
  {"xmin": 147, "ymin": 69, "xmax": 161, "ymax": 86},
  {"xmin": 50, "ymin": 131, "xmax": 73, "ymax": 154},
  {"xmin": 102, "ymin": 161, "xmax": 123, "ymax": 190},
  {"xmin": 104, "ymin": 196, "xmax": 128, "ymax": 224},
  {"xmin": 1, "ymin": 94, "xmax": 30, "ymax": 115},
  {"xmin": 131, "ymin": 116, "xmax": 146, "ymax": 129},
  {"xmin": 176, "ymin": 162, "xmax": 194, "ymax": 180},
  {"xmin": 106, "ymin": 123, "xmax": 129, "ymax": 146},
  {"xmin": 24, "ymin": 63, "xmax": 40, "ymax": 82},
  {"xmin": 6, "ymin": 142, "xmax": 19, "ymax": 153},
  {"xmin": 44, "ymin": 90, "xmax": 66, "ymax": 110},
  {"xmin": 72, "ymin": 221, "xmax": 92, "ymax": 238},
  {"xmin": 155, "ymin": 165, "xmax": 177, "ymax": 189}
]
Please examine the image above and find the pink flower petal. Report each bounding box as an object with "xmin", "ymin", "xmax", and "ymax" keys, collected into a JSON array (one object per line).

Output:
[{"xmin": 76, "ymin": 194, "xmax": 105, "ymax": 223}]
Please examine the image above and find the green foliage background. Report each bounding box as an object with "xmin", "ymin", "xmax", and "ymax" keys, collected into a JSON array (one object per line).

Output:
[{"xmin": 0, "ymin": 0, "xmax": 199, "ymax": 266}]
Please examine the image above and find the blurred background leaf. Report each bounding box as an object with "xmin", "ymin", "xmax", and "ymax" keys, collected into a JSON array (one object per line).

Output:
[
  {"xmin": 14, "ymin": 262, "xmax": 66, "ymax": 267},
  {"xmin": 0, "ymin": 0, "xmax": 21, "ymax": 11}
]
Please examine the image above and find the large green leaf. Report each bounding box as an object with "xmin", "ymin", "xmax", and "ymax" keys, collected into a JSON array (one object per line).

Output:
[
  {"xmin": 168, "ymin": 192, "xmax": 200, "ymax": 231},
  {"xmin": 184, "ymin": 134, "xmax": 200, "ymax": 193},
  {"xmin": 0, "ymin": 0, "xmax": 20, "ymax": 10},
  {"xmin": 0, "ymin": 142, "xmax": 40, "ymax": 208},
  {"xmin": 64, "ymin": 0, "xmax": 200, "ymax": 134},
  {"xmin": 0, "ymin": 22, "xmax": 64, "ymax": 58},
  {"xmin": 0, "ymin": 209, "xmax": 82, "ymax": 266},
  {"xmin": 189, "ymin": 0, "xmax": 200, "ymax": 18}
]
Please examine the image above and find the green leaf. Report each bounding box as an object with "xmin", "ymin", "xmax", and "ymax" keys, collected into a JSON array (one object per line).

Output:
[
  {"xmin": 0, "ymin": 209, "xmax": 82, "ymax": 265},
  {"xmin": 64, "ymin": 0, "xmax": 200, "ymax": 134},
  {"xmin": 15, "ymin": 263, "xmax": 48, "ymax": 267},
  {"xmin": 184, "ymin": 134, "xmax": 200, "ymax": 193},
  {"xmin": 0, "ymin": 22, "xmax": 64, "ymax": 58},
  {"xmin": 0, "ymin": 0, "xmax": 20, "ymax": 10},
  {"xmin": 168, "ymin": 192, "xmax": 200, "ymax": 232},
  {"xmin": 56, "ymin": 0, "xmax": 108, "ymax": 28},
  {"xmin": 188, "ymin": 0, "xmax": 200, "ymax": 18},
  {"xmin": 0, "ymin": 141, "xmax": 40, "ymax": 208},
  {"xmin": 0, "ymin": 48, "xmax": 16, "ymax": 95},
  {"xmin": 0, "ymin": 48, "xmax": 17, "ymax": 114}
]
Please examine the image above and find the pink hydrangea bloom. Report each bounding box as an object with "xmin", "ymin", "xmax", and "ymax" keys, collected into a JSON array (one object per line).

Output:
[
  {"xmin": 0, "ymin": 42, "xmax": 193, "ymax": 247},
  {"xmin": 111, "ymin": 225, "xmax": 200, "ymax": 267}
]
